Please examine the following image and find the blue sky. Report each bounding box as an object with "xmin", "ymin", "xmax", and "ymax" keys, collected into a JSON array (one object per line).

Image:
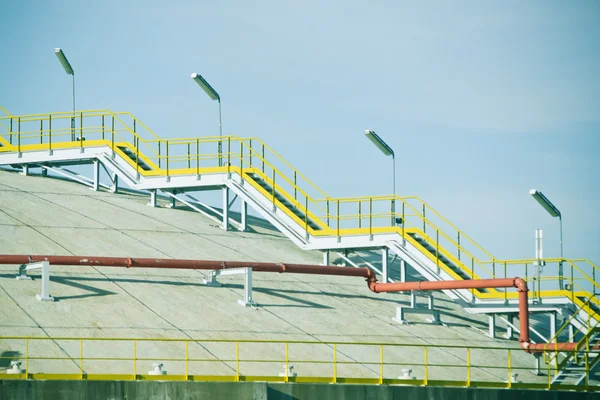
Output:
[{"xmin": 1, "ymin": 1, "xmax": 599, "ymax": 264}]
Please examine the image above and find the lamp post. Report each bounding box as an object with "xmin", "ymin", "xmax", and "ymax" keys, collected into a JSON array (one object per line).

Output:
[
  {"xmin": 54, "ymin": 48, "xmax": 75, "ymax": 141},
  {"xmin": 529, "ymin": 189, "xmax": 563, "ymax": 288},
  {"xmin": 364, "ymin": 130, "xmax": 396, "ymax": 225},
  {"xmin": 191, "ymin": 73, "xmax": 222, "ymax": 166}
]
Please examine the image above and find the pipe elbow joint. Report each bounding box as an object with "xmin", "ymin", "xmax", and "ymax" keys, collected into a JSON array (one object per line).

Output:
[
  {"xmin": 365, "ymin": 270, "xmax": 378, "ymax": 293},
  {"xmin": 368, "ymin": 280, "xmax": 379, "ymax": 293},
  {"xmin": 519, "ymin": 340, "xmax": 533, "ymax": 353},
  {"xmin": 514, "ymin": 277, "xmax": 528, "ymax": 292}
]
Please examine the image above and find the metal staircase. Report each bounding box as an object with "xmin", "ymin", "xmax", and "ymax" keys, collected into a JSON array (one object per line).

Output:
[{"xmin": 1, "ymin": 105, "xmax": 599, "ymax": 386}]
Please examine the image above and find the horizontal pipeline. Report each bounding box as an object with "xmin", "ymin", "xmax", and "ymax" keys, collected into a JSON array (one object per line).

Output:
[{"xmin": 0, "ymin": 254, "xmax": 579, "ymax": 352}]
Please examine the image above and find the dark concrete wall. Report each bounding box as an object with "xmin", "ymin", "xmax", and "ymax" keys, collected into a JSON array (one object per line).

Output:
[{"xmin": 1, "ymin": 380, "xmax": 597, "ymax": 400}]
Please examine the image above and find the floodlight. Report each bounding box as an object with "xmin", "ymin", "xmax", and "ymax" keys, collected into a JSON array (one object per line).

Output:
[
  {"xmin": 54, "ymin": 48, "xmax": 74, "ymax": 75},
  {"xmin": 191, "ymin": 73, "xmax": 220, "ymax": 101},
  {"xmin": 529, "ymin": 189, "xmax": 561, "ymax": 218},
  {"xmin": 364, "ymin": 130, "xmax": 394, "ymax": 156}
]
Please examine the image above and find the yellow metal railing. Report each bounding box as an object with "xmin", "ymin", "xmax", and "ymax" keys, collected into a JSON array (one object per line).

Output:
[
  {"xmin": 1, "ymin": 107, "xmax": 598, "ymax": 306},
  {"xmin": 0, "ymin": 336, "xmax": 597, "ymax": 390}
]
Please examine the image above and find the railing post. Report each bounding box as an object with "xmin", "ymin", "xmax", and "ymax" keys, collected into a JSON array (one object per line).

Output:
[
  {"xmin": 240, "ymin": 140, "xmax": 243, "ymax": 176},
  {"xmin": 17, "ymin": 117, "xmax": 20, "ymax": 153},
  {"xmin": 9, "ymin": 117, "xmax": 13, "ymax": 145},
  {"xmin": 166, "ymin": 141, "xmax": 170, "ymax": 178},
  {"xmin": 272, "ymin": 170, "xmax": 276, "ymax": 206},
  {"xmin": 585, "ymin": 351, "xmax": 589, "ymax": 387},
  {"xmin": 40, "ymin": 119, "xmax": 43, "ymax": 144},
  {"xmin": 379, "ymin": 344, "xmax": 383, "ymax": 384},
  {"xmin": 80, "ymin": 338, "xmax": 83, "ymax": 378},
  {"xmin": 402, "ymin": 202, "xmax": 405, "ymax": 238},
  {"xmin": 504, "ymin": 262, "xmax": 508, "ymax": 301},
  {"xmin": 135, "ymin": 134, "xmax": 139, "ymax": 175},
  {"xmin": 249, "ymin": 139, "xmax": 253, "ymax": 167},
  {"xmin": 369, "ymin": 198, "xmax": 373, "ymax": 236},
  {"xmin": 336, "ymin": 200, "xmax": 340, "ymax": 237},
  {"xmin": 507, "ymin": 349, "xmax": 512, "ymax": 389},
  {"xmin": 186, "ymin": 340, "xmax": 189, "ymax": 380},
  {"xmin": 594, "ymin": 267, "xmax": 597, "ymax": 296},
  {"xmin": 111, "ymin": 116, "xmax": 115, "ymax": 153},
  {"xmin": 79, "ymin": 112, "xmax": 83, "ymax": 150},
  {"xmin": 571, "ymin": 263, "xmax": 574, "ymax": 298},
  {"xmin": 422, "ymin": 204, "xmax": 426, "ymax": 233},
  {"xmin": 196, "ymin": 139, "xmax": 199, "ymax": 176},
  {"xmin": 48, "ymin": 115, "xmax": 52, "ymax": 152},
  {"xmin": 305, "ymin": 197, "xmax": 309, "ymax": 234},
  {"xmin": 424, "ymin": 346, "xmax": 428, "ymax": 385},
  {"xmin": 466, "ymin": 347, "xmax": 471, "ymax": 387},
  {"xmin": 358, "ymin": 201, "xmax": 362, "ymax": 229},
  {"xmin": 227, "ymin": 137, "xmax": 231, "ymax": 173},
  {"xmin": 492, "ymin": 261, "xmax": 496, "ymax": 279},
  {"xmin": 25, "ymin": 338, "xmax": 29, "ymax": 378},
  {"xmin": 333, "ymin": 343, "xmax": 337, "ymax": 384},
  {"xmin": 285, "ymin": 342, "xmax": 289, "ymax": 383},
  {"xmin": 236, "ymin": 341, "xmax": 240, "ymax": 382},
  {"xmin": 188, "ymin": 143, "xmax": 191, "ymax": 169},
  {"xmin": 457, "ymin": 232, "xmax": 461, "ymax": 261},
  {"xmin": 261, "ymin": 144, "xmax": 265, "ymax": 173},
  {"xmin": 436, "ymin": 230, "xmax": 439, "ymax": 268},
  {"xmin": 101, "ymin": 115, "xmax": 105, "ymax": 140},
  {"xmin": 547, "ymin": 353, "xmax": 551, "ymax": 389},
  {"xmin": 158, "ymin": 141, "xmax": 162, "ymax": 168},
  {"xmin": 133, "ymin": 339, "xmax": 137, "ymax": 379},
  {"xmin": 294, "ymin": 171, "xmax": 297, "ymax": 201}
]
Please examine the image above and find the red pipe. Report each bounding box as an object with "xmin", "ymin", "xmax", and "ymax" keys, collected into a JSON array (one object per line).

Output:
[
  {"xmin": 0, "ymin": 255, "xmax": 375, "ymax": 278},
  {"xmin": 0, "ymin": 254, "xmax": 579, "ymax": 352},
  {"xmin": 370, "ymin": 277, "xmax": 532, "ymax": 349}
]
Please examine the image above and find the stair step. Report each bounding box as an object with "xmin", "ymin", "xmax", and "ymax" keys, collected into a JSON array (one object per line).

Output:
[
  {"xmin": 117, "ymin": 146, "xmax": 153, "ymax": 171},
  {"xmin": 247, "ymin": 174, "xmax": 323, "ymax": 231},
  {"xmin": 408, "ymin": 233, "xmax": 488, "ymax": 291}
]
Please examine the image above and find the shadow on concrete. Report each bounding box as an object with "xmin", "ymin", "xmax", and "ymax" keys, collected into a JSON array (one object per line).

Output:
[
  {"xmin": 0, "ymin": 273, "xmax": 448, "ymax": 310},
  {"xmin": 50, "ymin": 276, "xmax": 118, "ymax": 302}
]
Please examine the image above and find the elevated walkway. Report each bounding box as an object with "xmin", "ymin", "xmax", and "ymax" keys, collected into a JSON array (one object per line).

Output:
[{"xmin": 1, "ymin": 106, "xmax": 599, "ymax": 386}]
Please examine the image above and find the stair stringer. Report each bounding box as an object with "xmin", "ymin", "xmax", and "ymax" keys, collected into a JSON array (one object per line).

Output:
[{"xmin": 385, "ymin": 240, "xmax": 474, "ymax": 303}]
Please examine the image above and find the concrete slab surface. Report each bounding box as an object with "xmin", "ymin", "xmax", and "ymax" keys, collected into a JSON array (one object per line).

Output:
[{"xmin": 0, "ymin": 169, "xmax": 581, "ymax": 385}]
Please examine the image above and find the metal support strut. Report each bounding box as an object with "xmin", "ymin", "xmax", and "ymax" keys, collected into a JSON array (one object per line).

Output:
[
  {"xmin": 16, "ymin": 261, "xmax": 54, "ymax": 302},
  {"xmin": 203, "ymin": 267, "xmax": 257, "ymax": 307}
]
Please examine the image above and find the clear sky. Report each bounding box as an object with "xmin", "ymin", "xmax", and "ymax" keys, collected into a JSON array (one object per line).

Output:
[{"xmin": 1, "ymin": 1, "xmax": 599, "ymax": 264}]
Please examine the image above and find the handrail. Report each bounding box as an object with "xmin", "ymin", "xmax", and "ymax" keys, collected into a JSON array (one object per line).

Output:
[
  {"xmin": 0, "ymin": 336, "xmax": 597, "ymax": 390},
  {"xmin": 1, "ymin": 106, "xmax": 598, "ymax": 310}
]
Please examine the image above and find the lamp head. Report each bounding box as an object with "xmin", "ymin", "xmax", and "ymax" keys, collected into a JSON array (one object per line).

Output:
[
  {"xmin": 364, "ymin": 130, "xmax": 394, "ymax": 156},
  {"xmin": 54, "ymin": 48, "xmax": 74, "ymax": 75},
  {"xmin": 191, "ymin": 73, "xmax": 220, "ymax": 101},
  {"xmin": 530, "ymin": 189, "xmax": 561, "ymax": 218}
]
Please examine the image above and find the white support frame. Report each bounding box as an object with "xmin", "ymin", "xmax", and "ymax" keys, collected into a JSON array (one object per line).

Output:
[
  {"xmin": 16, "ymin": 261, "xmax": 54, "ymax": 302},
  {"xmin": 91, "ymin": 159, "xmax": 100, "ymax": 191},
  {"xmin": 322, "ymin": 250, "xmax": 330, "ymax": 266},
  {"xmin": 203, "ymin": 267, "xmax": 257, "ymax": 307},
  {"xmin": 241, "ymin": 200, "xmax": 247, "ymax": 232},
  {"xmin": 400, "ymin": 259, "xmax": 406, "ymax": 283},
  {"xmin": 222, "ymin": 187, "xmax": 229, "ymax": 231},
  {"xmin": 167, "ymin": 190, "xmax": 177, "ymax": 209},
  {"xmin": 382, "ymin": 248, "xmax": 389, "ymax": 283},
  {"xmin": 505, "ymin": 314, "xmax": 514, "ymax": 339},
  {"xmin": 147, "ymin": 190, "xmax": 158, "ymax": 207},
  {"xmin": 488, "ymin": 314, "xmax": 496, "ymax": 338},
  {"xmin": 392, "ymin": 291, "xmax": 441, "ymax": 325}
]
